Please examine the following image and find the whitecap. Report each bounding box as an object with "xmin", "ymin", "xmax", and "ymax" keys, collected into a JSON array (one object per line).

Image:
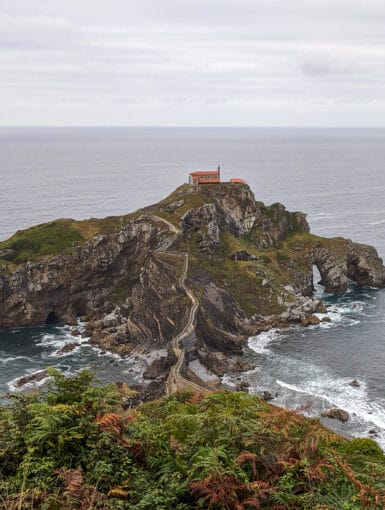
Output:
[
  {"xmin": 248, "ymin": 329, "xmax": 280, "ymax": 354},
  {"xmin": 222, "ymin": 374, "xmax": 237, "ymax": 388},
  {"xmin": 276, "ymin": 377, "xmax": 385, "ymax": 437},
  {"xmin": 0, "ymin": 355, "xmax": 33, "ymax": 364},
  {"xmin": 7, "ymin": 369, "xmax": 52, "ymax": 392}
]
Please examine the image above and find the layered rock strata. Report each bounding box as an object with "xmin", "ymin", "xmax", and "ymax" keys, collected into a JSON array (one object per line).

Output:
[{"xmin": 1, "ymin": 183, "xmax": 384, "ymax": 373}]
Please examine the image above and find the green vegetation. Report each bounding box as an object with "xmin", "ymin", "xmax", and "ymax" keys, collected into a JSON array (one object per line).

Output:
[
  {"xmin": 1, "ymin": 369, "xmax": 384, "ymax": 509},
  {"xmin": 154, "ymin": 185, "xmax": 207, "ymax": 227},
  {"xmin": 0, "ymin": 214, "xmax": 138, "ymax": 266},
  {"xmin": 0, "ymin": 220, "xmax": 85, "ymax": 265}
]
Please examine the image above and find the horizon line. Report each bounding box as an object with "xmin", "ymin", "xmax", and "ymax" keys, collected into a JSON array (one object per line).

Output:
[{"xmin": 1, "ymin": 125, "xmax": 385, "ymax": 129}]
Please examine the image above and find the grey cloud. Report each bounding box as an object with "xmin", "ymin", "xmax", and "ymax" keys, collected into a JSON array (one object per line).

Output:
[
  {"xmin": 300, "ymin": 54, "xmax": 363, "ymax": 77},
  {"xmin": 1, "ymin": 1, "xmax": 385, "ymax": 125}
]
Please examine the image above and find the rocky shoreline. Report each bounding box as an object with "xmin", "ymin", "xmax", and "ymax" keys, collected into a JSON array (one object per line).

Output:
[{"xmin": 1, "ymin": 183, "xmax": 385, "ymax": 396}]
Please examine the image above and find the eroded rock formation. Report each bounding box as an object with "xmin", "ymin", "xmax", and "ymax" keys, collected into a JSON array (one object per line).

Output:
[{"xmin": 1, "ymin": 183, "xmax": 384, "ymax": 367}]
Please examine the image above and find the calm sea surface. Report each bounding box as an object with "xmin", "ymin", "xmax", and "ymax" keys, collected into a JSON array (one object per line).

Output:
[{"xmin": 0, "ymin": 127, "xmax": 385, "ymax": 445}]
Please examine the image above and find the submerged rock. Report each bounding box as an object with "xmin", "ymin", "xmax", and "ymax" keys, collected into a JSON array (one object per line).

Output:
[
  {"xmin": 349, "ymin": 380, "xmax": 361, "ymax": 388},
  {"xmin": 56, "ymin": 343, "xmax": 79, "ymax": 355}
]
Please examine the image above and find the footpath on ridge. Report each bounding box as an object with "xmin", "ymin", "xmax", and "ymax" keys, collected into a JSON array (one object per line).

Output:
[
  {"xmin": 166, "ymin": 252, "xmax": 208, "ymax": 395},
  {"xmin": 151, "ymin": 215, "xmax": 209, "ymax": 395}
]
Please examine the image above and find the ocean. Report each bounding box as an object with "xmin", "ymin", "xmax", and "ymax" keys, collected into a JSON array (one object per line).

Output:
[{"xmin": 1, "ymin": 127, "xmax": 385, "ymax": 445}]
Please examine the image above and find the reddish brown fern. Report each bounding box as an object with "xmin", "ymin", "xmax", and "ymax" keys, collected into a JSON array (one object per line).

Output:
[
  {"xmin": 95, "ymin": 412, "xmax": 123, "ymax": 435},
  {"xmin": 332, "ymin": 453, "xmax": 385, "ymax": 508},
  {"xmin": 57, "ymin": 468, "xmax": 84, "ymax": 499},
  {"xmin": 190, "ymin": 474, "xmax": 272, "ymax": 509},
  {"xmin": 236, "ymin": 451, "xmax": 258, "ymax": 479}
]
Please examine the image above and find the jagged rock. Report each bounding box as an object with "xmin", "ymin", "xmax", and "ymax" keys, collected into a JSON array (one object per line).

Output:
[
  {"xmin": 71, "ymin": 329, "xmax": 81, "ymax": 337},
  {"xmin": 15, "ymin": 369, "xmax": 49, "ymax": 388},
  {"xmin": 313, "ymin": 241, "xmax": 385, "ymax": 293},
  {"xmin": 236, "ymin": 381, "xmax": 250, "ymax": 392},
  {"xmin": 232, "ymin": 359, "xmax": 256, "ymax": 372},
  {"xmin": 301, "ymin": 314, "xmax": 321, "ymax": 326},
  {"xmin": 321, "ymin": 408, "xmax": 350, "ymax": 422},
  {"xmin": 0, "ymin": 182, "xmax": 384, "ymax": 371},
  {"xmin": 349, "ymin": 380, "xmax": 360, "ymax": 388},
  {"xmin": 143, "ymin": 351, "xmax": 177, "ymax": 380},
  {"xmin": 262, "ymin": 390, "xmax": 274, "ymax": 401},
  {"xmin": 165, "ymin": 199, "xmax": 184, "ymax": 213},
  {"xmin": 56, "ymin": 343, "xmax": 79, "ymax": 355}
]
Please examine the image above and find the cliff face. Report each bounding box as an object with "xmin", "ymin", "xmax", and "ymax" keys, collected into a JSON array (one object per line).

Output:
[
  {"xmin": 0, "ymin": 216, "xmax": 190, "ymax": 353},
  {"xmin": 1, "ymin": 183, "xmax": 384, "ymax": 362}
]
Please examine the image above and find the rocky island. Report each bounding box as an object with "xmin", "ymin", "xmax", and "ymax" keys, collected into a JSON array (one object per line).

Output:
[{"xmin": 1, "ymin": 182, "xmax": 385, "ymax": 397}]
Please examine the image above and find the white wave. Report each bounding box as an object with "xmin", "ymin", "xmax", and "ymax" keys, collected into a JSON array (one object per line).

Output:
[
  {"xmin": 36, "ymin": 333, "xmax": 67, "ymax": 348},
  {"xmin": 37, "ymin": 329, "xmax": 89, "ymax": 354},
  {"xmin": 316, "ymin": 302, "xmax": 363, "ymax": 328},
  {"xmin": 7, "ymin": 369, "xmax": 52, "ymax": 392},
  {"xmin": 276, "ymin": 378, "xmax": 385, "ymax": 433},
  {"xmin": 221, "ymin": 374, "xmax": 237, "ymax": 388},
  {"xmin": 248, "ymin": 329, "xmax": 280, "ymax": 354},
  {"xmin": 0, "ymin": 355, "xmax": 33, "ymax": 364}
]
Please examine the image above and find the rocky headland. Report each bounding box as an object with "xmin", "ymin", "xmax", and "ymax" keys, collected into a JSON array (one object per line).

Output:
[{"xmin": 1, "ymin": 183, "xmax": 384, "ymax": 395}]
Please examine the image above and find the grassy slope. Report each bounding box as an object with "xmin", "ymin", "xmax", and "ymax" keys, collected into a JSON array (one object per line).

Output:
[
  {"xmin": 0, "ymin": 369, "xmax": 384, "ymax": 509},
  {"xmin": 0, "ymin": 214, "xmax": 139, "ymax": 267}
]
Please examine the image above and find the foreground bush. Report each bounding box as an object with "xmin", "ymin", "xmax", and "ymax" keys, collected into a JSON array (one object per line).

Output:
[{"xmin": 0, "ymin": 369, "xmax": 384, "ymax": 509}]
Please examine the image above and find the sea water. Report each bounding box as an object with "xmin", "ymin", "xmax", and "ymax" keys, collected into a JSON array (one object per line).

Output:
[{"xmin": 1, "ymin": 127, "xmax": 385, "ymax": 444}]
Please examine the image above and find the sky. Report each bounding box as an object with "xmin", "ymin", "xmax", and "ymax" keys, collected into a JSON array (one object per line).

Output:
[{"xmin": 1, "ymin": 0, "xmax": 385, "ymax": 126}]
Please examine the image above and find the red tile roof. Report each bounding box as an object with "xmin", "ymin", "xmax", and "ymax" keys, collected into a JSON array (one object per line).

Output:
[{"xmin": 190, "ymin": 170, "xmax": 220, "ymax": 176}]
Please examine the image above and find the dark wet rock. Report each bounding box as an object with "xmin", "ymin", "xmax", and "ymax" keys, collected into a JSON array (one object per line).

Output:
[
  {"xmin": 369, "ymin": 429, "xmax": 377, "ymax": 435},
  {"xmin": 15, "ymin": 369, "xmax": 49, "ymax": 388},
  {"xmin": 143, "ymin": 352, "xmax": 177, "ymax": 380},
  {"xmin": 321, "ymin": 316, "xmax": 332, "ymax": 323},
  {"xmin": 301, "ymin": 314, "xmax": 321, "ymax": 327},
  {"xmin": 236, "ymin": 381, "xmax": 250, "ymax": 392},
  {"xmin": 232, "ymin": 359, "xmax": 257, "ymax": 372},
  {"xmin": 321, "ymin": 408, "xmax": 350, "ymax": 423},
  {"xmin": 56, "ymin": 343, "xmax": 79, "ymax": 355},
  {"xmin": 349, "ymin": 380, "xmax": 361, "ymax": 388},
  {"xmin": 71, "ymin": 329, "xmax": 81, "ymax": 337},
  {"xmin": 262, "ymin": 391, "xmax": 273, "ymax": 401}
]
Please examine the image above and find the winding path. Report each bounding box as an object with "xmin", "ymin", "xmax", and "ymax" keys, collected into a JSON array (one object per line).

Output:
[
  {"xmin": 166, "ymin": 253, "xmax": 208, "ymax": 395},
  {"xmin": 151, "ymin": 214, "xmax": 209, "ymax": 394}
]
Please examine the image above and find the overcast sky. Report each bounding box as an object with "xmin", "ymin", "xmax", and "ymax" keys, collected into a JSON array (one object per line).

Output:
[{"xmin": 1, "ymin": 0, "xmax": 385, "ymax": 126}]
